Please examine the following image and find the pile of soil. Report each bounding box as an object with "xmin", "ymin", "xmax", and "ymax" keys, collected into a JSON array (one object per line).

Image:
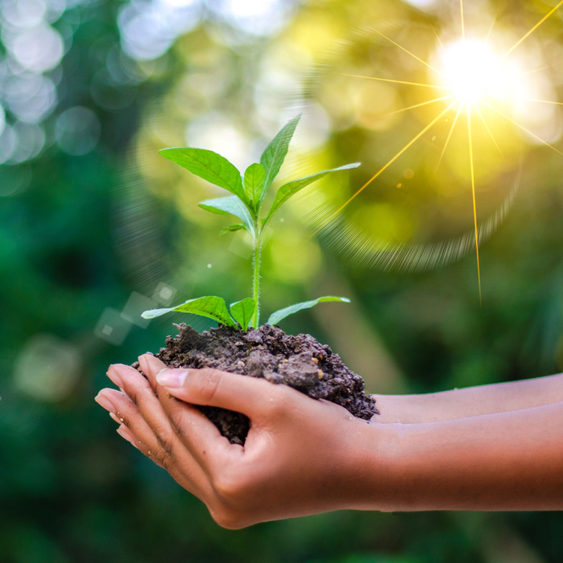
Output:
[{"xmin": 138, "ymin": 323, "xmax": 378, "ymax": 445}]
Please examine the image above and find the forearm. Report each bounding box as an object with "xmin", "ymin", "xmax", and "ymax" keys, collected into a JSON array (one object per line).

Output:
[
  {"xmin": 375, "ymin": 372, "xmax": 563, "ymax": 423},
  {"xmin": 358, "ymin": 401, "xmax": 563, "ymax": 511}
]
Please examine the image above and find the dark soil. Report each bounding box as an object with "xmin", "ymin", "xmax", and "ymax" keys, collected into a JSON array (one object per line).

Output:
[{"xmin": 137, "ymin": 323, "xmax": 378, "ymax": 445}]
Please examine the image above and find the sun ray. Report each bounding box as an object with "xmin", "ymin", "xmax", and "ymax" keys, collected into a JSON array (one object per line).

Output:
[
  {"xmin": 459, "ymin": 0, "xmax": 465, "ymax": 38},
  {"xmin": 466, "ymin": 105, "xmax": 482, "ymax": 303},
  {"xmin": 435, "ymin": 102, "xmax": 463, "ymax": 171},
  {"xmin": 483, "ymin": 100, "xmax": 563, "ymax": 156},
  {"xmin": 504, "ymin": 0, "xmax": 563, "ymax": 57},
  {"xmin": 527, "ymin": 98, "xmax": 563, "ymax": 106},
  {"xmin": 432, "ymin": 28, "xmax": 444, "ymax": 49},
  {"xmin": 485, "ymin": 15, "xmax": 497, "ymax": 41},
  {"xmin": 389, "ymin": 94, "xmax": 454, "ymax": 116},
  {"xmin": 373, "ymin": 29, "xmax": 442, "ymax": 75},
  {"xmin": 472, "ymin": 102, "xmax": 502, "ymax": 153},
  {"xmin": 315, "ymin": 101, "xmax": 457, "ymax": 232},
  {"xmin": 343, "ymin": 73, "xmax": 444, "ymax": 89}
]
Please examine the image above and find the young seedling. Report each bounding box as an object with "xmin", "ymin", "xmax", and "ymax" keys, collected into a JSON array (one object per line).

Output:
[{"xmin": 141, "ymin": 115, "xmax": 360, "ymax": 330}]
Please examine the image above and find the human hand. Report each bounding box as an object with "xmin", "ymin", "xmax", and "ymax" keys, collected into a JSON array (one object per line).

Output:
[{"xmin": 95, "ymin": 355, "xmax": 393, "ymax": 528}]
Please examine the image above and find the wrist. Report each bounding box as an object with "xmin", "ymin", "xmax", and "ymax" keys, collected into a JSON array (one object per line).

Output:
[{"xmin": 337, "ymin": 418, "xmax": 407, "ymax": 512}]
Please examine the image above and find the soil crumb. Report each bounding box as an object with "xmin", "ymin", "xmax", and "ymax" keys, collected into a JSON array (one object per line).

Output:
[{"xmin": 139, "ymin": 323, "xmax": 378, "ymax": 445}]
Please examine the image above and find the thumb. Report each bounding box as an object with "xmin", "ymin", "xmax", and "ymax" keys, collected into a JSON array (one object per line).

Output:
[
  {"xmin": 138, "ymin": 353, "xmax": 168, "ymax": 388},
  {"xmin": 156, "ymin": 367, "xmax": 276, "ymax": 416}
]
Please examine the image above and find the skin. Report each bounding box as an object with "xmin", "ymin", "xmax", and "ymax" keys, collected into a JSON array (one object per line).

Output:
[{"xmin": 95, "ymin": 357, "xmax": 563, "ymax": 529}]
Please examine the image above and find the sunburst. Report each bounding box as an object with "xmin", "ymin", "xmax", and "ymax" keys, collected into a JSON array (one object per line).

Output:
[{"xmin": 318, "ymin": 1, "xmax": 562, "ymax": 302}]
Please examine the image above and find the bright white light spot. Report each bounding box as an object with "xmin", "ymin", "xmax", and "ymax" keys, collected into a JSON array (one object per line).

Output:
[
  {"xmin": 152, "ymin": 282, "xmax": 176, "ymax": 304},
  {"xmin": 4, "ymin": 73, "xmax": 57, "ymax": 123},
  {"xmin": 1, "ymin": 0, "xmax": 47, "ymax": 28},
  {"xmin": 185, "ymin": 112, "xmax": 251, "ymax": 170},
  {"xmin": 9, "ymin": 25, "xmax": 64, "ymax": 73},
  {"xmin": 403, "ymin": 0, "xmax": 437, "ymax": 8},
  {"xmin": 436, "ymin": 38, "xmax": 528, "ymax": 106},
  {"xmin": 208, "ymin": 0, "xmax": 295, "ymax": 37},
  {"xmin": 118, "ymin": 0, "xmax": 201, "ymax": 61}
]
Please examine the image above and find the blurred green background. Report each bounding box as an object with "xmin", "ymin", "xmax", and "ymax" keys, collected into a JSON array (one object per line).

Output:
[{"xmin": 1, "ymin": 0, "xmax": 562, "ymax": 561}]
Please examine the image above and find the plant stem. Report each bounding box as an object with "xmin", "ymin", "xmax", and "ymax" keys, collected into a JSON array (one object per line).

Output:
[{"xmin": 251, "ymin": 235, "xmax": 262, "ymax": 328}]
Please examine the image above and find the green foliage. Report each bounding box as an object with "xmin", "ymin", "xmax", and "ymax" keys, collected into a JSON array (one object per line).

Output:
[
  {"xmin": 160, "ymin": 147, "xmax": 247, "ymax": 203},
  {"xmin": 142, "ymin": 296, "xmax": 235, "ymax": 326},
  {"xmin": 145, "ymin": 115, "xmax": 359, "ymax": 328},
  {"xmin": 142, "ymin": 296, "xmax": 259, "ymax": 330},
  {"xmin": 259, "ymin": 115, "xmax": 301, "ymax": 200},
  {"xmin": 229, "ymin": 297, "xmax": 257, "ymax": 330},
  {"xmin": 243, "ymin": 162, "xmax": 266, "ymax": 209},
  {"xmin": 198, "ymin": 196, "xmax": 255, "ymax": 235},
  {"xmin": 267, "ymin": 296, "xmax": 351, "ymax": 326},
  {"xmin": 263, "ymin": 162, "xmax": 361, "ymax": 226}
]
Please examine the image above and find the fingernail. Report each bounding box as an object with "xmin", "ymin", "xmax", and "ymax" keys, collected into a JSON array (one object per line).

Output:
[
  {"xmin": 138, "ymin": 354, "xmax": 165, "ymax": 376},
  {"xmin": 156, "ymin": 368, "xmax": 189, "ymax": 388},
  {"xmin": 95, "ymin": 393, "xmax": 115, "ymax": 412},
  {"xmin": 107, "ymin": 365, "xmax": 123, "ymax": 387},
  {"xmin": 116, "ymin": 425, "xmax": 133, "ymax": 441},
  {"xmin": 109, "ymin": 412, "xmax": 121, "ymax": 424}
]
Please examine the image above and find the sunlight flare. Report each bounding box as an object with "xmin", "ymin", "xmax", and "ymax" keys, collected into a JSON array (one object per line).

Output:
[
  {"xmin": 328, "ymin": 2, "xmax": 562, "ymax": 298},
  {"xmin": 435, "ymin": 38, "xmax": 528, "ymax": 106}
]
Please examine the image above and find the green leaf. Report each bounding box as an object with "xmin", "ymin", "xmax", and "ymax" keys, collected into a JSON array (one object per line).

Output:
[
  {"xmin": 243, "ymin": 163, "xmax": 265, "ymax": 207},
  {"xmin": 264, "ymin": 162, "xmax": 361, "ymax": 226},
  {"xmin": 267, "ymin": 296, "xmax": 350, "ymax": 326},
  {"xmin": 220, "ymin": 224, "xmax": 245, "ymax": 235},
  {"xmin": 198, "ymin": 195, "xmax": 255, "ymax": 235},
  {"xmin": 229, "ymin": 298, "xmax": 256, "ymax": 330},
  {"xmin": 259, "ymin": 115, "xmax": 301, "ymax": 202},
  {"xmin": 141, "ymin": 296, "xmax": 236, "ymax": 326},
  {"xmin": 160, "ymin": 147, "xmax": 246, "ymax": 202}
]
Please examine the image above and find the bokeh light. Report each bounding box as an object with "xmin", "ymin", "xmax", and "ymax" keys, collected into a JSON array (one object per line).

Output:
[
  {"xmin": 55, "ymin": 106, "xmax": 101, "ymax": 155},
  {"xmin": 13, "ymin": 334, "xmax": 82, "ymax": 402}
]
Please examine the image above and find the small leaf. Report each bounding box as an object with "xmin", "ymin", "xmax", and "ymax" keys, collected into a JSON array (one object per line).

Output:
[
  {"xmin": 142, "ymin": 296, "xmax": 236, "ymax": 326},
  {"xmin": 243, "ymin": 163, "xmax": 265, "ymax": 207},
  {"xmin": 259, "ymin": 115, "xmax": 301, "ymax": 202},
  {"xmin": 264, "ymin": 162, "xmax": 361, "ymax": 226},
  {"xmin": 229, "ymin": 297, "xmax": 256, "ymax": 330},
  {"xmin": 160, "ymin": 147, "xmax": 246, "ymax": 202},
  {"xmin": 198, "ymin": 195, "xmax": 255, "ymax": 235},
  {"xmin": 267, "ymin": 296, "xmax": 350, "ymax": 326},
  {"xmin": 220, "ymin": 224, "xmax": 245, "ymax": 235}
]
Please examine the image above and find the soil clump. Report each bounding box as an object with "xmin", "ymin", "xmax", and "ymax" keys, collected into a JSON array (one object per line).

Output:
[{"xmin": 136, "ymin": 323, "xmax": 378, "ymax": 445}]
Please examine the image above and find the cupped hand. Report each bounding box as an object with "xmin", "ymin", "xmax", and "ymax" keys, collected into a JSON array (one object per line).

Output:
[{"xmin": 95, "ymin": 355, "xmax": 392, "ymax": 528}]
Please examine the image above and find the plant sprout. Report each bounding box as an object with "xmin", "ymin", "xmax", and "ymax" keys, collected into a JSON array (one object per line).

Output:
[{"xmin": 142, "ymin": 115, "xmax": 360, "ymax": 330}]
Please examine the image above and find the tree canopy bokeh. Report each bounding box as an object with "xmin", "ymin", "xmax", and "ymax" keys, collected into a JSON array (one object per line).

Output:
[{"xmin": 1, "ymin": 0, "xmax": 562, "ymax": 561}]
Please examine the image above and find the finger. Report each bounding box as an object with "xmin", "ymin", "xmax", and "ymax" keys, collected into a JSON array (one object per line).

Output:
[
  {"xmin": 116, "ymin": 424, "xmax": 166, "ymax": 469},
  {"xmin": 139, "ymin": 354, "xmax": 231, "ymax": 466},
  {"xmin": 96, "ymin": 388, "xmax": 163, "ymax": 458},
  {"xmin": 107, "ymin": 363, "xmax": 182, "ymax": 460},
  {"xmin": 106, "ymin": 365, "xmax": 216, "ymax": 495},
  {"xmin": 137, "ymin": 353, "xmax": 167, "ymax": 390},
  {"xmin": 155, "ymin": 366, "xmax": 280, "ymax": 417},
  {"xmin": 99, "ymin": 386, "xmax": 209, "ymax": 496}
]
